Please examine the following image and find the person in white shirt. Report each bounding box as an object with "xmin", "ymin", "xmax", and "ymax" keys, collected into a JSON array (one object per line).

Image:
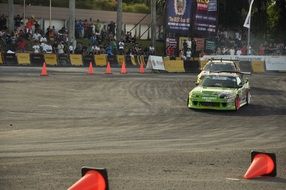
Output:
[
  {"xmin": 229, "ymin": 48, "xmax": 235, "ymax": 55},
  {"xmin": 57, "ymin": 42, "xmax": 65, "ymax": 54},
  {"xmin": 187, "ymin": 38, "xmax": 192, "ymax": 49},
  {"xmin": 69, "ymin": 44, "xmax": 74, "ymax": 54},
  {"xmin": 186, "ymin": 48, "xmax": 192, "ymax": 60},
  {"xmin": 40, "ymin": 36, "xmax": 47, "ymax": 43},
  {"xmin": 32, "ymin": 42, "xmax": 41, "ymax": 53},
  {"xmin": 236, "ymin": 48, "xmax": 242, "ymax": 56},
  {"xmin": 32, "ymin": 31, "xmax": 41, "ymax": 41},
  {"xmin": 118, "ymin": 41, "xmax": 125, "ymax": 55},
  {"xmin": 41, "ymin": 42, "xmax": 52, "ymax": 53}
]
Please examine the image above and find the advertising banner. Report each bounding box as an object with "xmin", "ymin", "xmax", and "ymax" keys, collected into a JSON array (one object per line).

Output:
[
  {"xmin": 164, "ymin": 60, "xmax": 185, "ymax": 72},
  {"xmin": 117, "ymin": 55, "xmax": 125, "ymax": 65},
  {"xmin": 16, "ymin": 53, "xmax": 30, "ymax": 65},
  {"xmin": 95, "ymin": 54, "xmax": 107, "ymax": 66},
  {"xmin": 194, "ymin": 0, "xmax": 217, "ymax": 36},
  {"xmin": 166, "ymin": 0, "xmax": 192, "ymax": 34},
  {"xmin": 57, "ymin": 54, "xmax": 71, "ymax": 66},
  {"xmin": 194, "ymin": 38, "xmax": 205, "ymax": 51},
  {"xmin": 44, "ymin": 54, "xmax": 57, "ymax": 65},
  {"xmin": 30, "ymin": 53, "xmax": 44, "ymax": 66},
  {"xmin": 265, "ymin": 56, "xmax": 286, "ymax": 71},
  {"xmin": 146, "ymin": 56, "xmax": 165, "ymax": 71},
  {"xmin": 70, "ymin": 54, "xmax": 83, "ymax": 66}
]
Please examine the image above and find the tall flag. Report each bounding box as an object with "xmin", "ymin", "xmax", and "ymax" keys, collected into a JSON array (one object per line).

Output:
[{"xmin": 243, "ymin": 0, "xmax": 255, "ymax": 28}]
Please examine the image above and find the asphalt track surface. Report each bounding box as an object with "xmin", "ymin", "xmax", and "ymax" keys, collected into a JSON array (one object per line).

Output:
[{"xmin": 0, "ymin": 66, "xmax": 286, "ymax": 190}]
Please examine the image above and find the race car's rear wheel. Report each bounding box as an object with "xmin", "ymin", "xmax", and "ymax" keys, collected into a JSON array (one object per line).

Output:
[{"xmin": 235, "ymin": 96, "xmax": 240, "ymax": 110}]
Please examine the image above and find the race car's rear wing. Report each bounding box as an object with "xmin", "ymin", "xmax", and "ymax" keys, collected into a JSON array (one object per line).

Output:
[
  {"xmin": 217, "ymin": 70, "xmax": 252, "ymax": 75},
  {"xmin": 208, "ymin": 58, "xmax": 240, "ymax": 62}
]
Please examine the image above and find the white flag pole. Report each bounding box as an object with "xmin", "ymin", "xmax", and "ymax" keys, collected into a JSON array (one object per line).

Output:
[{"xmin": 244, "ymin": 0, "xmax": 255, "ymax": 55}]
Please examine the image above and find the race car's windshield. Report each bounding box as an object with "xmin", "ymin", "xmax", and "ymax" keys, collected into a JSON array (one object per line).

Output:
[
  {"xmin": 201, "ymin": 76, "xmax": 238, "ymax": 88},
  {"xmin": 204, "ymin": 62, "xmax": 236, "ymax": 72}
]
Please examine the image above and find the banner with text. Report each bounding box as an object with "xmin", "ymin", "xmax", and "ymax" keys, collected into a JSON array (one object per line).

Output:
[
  {"xmin": 166, "ymin": 0, "xmax": 192, "ymax": 35},
  {"xmin": 146, "ymin": 56, "xmax": 166, "ymax": 71},
  {"xmin": 194, "ymin": 0, "xmax": 217, "ymax": 36}
]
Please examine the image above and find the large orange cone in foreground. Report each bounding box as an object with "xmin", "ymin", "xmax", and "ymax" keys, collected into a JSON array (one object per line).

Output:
[
  {"xmin": 139, "ymin": 62, "xmax": 145, "ymax": 74},
  {"xmin": 105, "ymin": 62, "xmax": 112, "ymax": 74},
  {"xmin": 120, "ymin": 62, "xmax": 127, "ymax": 74},
  {"xmin": 88, "ymin": 62, "xmax": 94, "ymax": 75},
  {"xmin": 68, "ymin": 167, "xmax": 109, "ymax": 190},
  {"xmin": 243, "ymin": 151, "xmax": 276, "ymax": 179},
  {"xmin": 40, "ymin": 62, "xmax": 48, "ymax": 76}
]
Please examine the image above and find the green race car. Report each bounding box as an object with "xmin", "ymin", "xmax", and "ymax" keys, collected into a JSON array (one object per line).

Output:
[{"xmin": 188, "ymin": 72, "xmax": 250, "ymax": 110}]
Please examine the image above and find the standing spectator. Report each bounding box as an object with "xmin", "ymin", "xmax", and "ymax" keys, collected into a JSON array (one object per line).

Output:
[
  {"xmin": 185, "ymin": 48, "xmax": 192, "ymax": 60},
  {"xmin": 216, "ymin": 47, "xmax": 222, "ymax": 54},
  {"xmin": 191, "ymin": 38, "xmax": 197, "ymax": 57},
  {"xmin": 118, "ymin": 40, "xmax": 125, "ymax": 55},
  {"xmin": 241, "ymin": 46, "xmax": 247, "ymax": 55},
  {"xmin": 90, "ymin": 33, "xmax": 97, "ymax": 46},
  {"xmin": 107, "ymin": 21, "xmax": 115, "ymax": 36},
  {"xmin": 0, "ymin": 14, "xmax": 7, "ymax": 30},
  {"xmin": 149, "ymin": 44, "xmax": 155, "ymax": 55},
  {"xmin": 32, "ymin": 41, "xmax": 41, "ymax": 53},
  {"xmin": 166, "ymin": 45, "xmax": 174, "ymax": 58},
  {"xmin": 258, "ymin": 44, "xmax": 265, "ymax": 55},
  {"xmin": 41, "ymin": 42, "xmax": 53, "ymax": 53},
  {"xmin": 40, "ymin": 34, "xmax": 47, "ymax": 43},
  {"xmin": 32, "ymin": 31, "xmax": 41, "ymax": 41},
  {"xmin": 187, "ymin": 38, "xmax": 192, "ymax": 49},
  {"xmin": 183, "ymin": 39, "xmax": 188, "ymax": 54},
  {"xmin": 14, "ymin": 14, "xmax": 22, "ymax": 28},
  {"xmin": 17, "ymin": 37, "xmax": 26, "ymax": 52},
  {"xmin": 57, "ymin": 41, "xmax": 65, "ymax": 54},
  {"xmin": 229, "ymin": 47, "xmax": 235, "ymax": 55},
  {"xmin": 236, "ymin": 48, "xmax": 242, "ymax": 56},
  {"xmin": 95, "ymin": 19, "xmax": 101, "ymax": 33}
]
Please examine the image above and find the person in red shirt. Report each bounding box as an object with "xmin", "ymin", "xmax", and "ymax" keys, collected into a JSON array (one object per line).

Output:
[
  {"xmin": 241, "ymin": 46, "xmax": 247, "ymax": 55},
  {"xmin": 166, "ymin": 45, "xmax": 175, "ymax": 58},
  {"xmin": 258, "ymin": 44, "xmax": 265, "ymax": 55},
  {"xmin": 17, "ymin": 37, "xmax": 26, "ymax": 52}
]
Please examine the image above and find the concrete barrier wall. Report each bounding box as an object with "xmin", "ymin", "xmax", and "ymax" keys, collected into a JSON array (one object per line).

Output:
[{"xmin": 2, "ymin": 53, "xmax": 285, "ymax": 73}]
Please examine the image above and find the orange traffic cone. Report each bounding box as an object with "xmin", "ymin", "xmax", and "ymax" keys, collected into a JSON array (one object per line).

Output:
[
  {"xmin": 105, "ymin": 62, "xmax": 112, "ymax": 74},
  {"xmin": 40, "ymin": 62, "xmax": 48, "ymax": 76},
  {"xmin": 120, "ymin": 62, "xmax": 127, "ymax": 74},
  {"xmin": 88, "ymin": 62, "xmax": 94, "ymax": 75},
  {"xmin": 243, "ymin": 151, "xmax": 276, "ymax": 179},
  {"xmin": 139, "ymin": 62, "xmax": 145, "ymax": 74},
  {"xmin": 68, "ymin": 167, "xmax": 109, "ymax": 190}
]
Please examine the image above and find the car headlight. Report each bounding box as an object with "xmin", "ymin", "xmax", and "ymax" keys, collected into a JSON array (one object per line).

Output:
[{"xmin": 219, "ymin": 93, "xmax": 235, "ymax": 100}]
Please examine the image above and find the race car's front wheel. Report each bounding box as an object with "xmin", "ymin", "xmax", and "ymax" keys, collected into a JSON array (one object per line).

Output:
[
  {"xmin": 246, "ymin": 91, "xmax": 251, "ymax": 105},
  {"xmin": 235, "ymin": 96, "xmax": 240, "ymax": 110}
]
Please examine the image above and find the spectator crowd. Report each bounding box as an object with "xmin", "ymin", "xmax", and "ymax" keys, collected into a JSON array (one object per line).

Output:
[
  {"xmin": 0, "ymin": 14, "xmax": 285, "ymax": 57},
  {"xmin": 0, "ymin": 14, "xmax": 156, "ymax": 58}
]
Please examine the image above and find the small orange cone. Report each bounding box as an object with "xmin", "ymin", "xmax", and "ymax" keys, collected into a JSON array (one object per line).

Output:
[
  {"xmin": 120, "ymin": 62, "xmax": 127, "ymax": 74},
  {"xmin": 139, "ymin": 62, "xmax": 145, "ymax": 74},
  {"xmin": 243, "ymin": 151, "xmax": 276, "ymax": 179},
  {"xmin": 88, "ymin": 62, "xmax": 94, "ymax": 75},
  {"xmin": 40, "ymin": 62, "xmax": 48, "ymax": 76},
  {"xmin": 68, "ymin": 167, "xmax": 109, "ymax": 190},
  {"xmin": 105, "ymin": 62, "xmax": 112, "ymax": 74}
]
